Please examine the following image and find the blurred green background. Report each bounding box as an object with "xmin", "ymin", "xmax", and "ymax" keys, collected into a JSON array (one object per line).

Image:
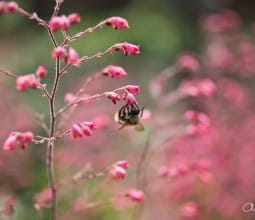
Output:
[{"xmin": 1, "ymin": 0, "xmax": 255, "ymax": 219}]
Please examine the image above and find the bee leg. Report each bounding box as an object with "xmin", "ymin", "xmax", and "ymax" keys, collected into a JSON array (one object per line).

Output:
[{"xmin": 118, "ymin": 124, "xmax": 127, "ymax": 130}]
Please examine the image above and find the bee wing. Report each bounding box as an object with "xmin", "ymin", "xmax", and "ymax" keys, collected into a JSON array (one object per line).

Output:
[
  {"xmin": 114, "ymin": 112, "xmax": 119, "ymax": 123},
  {"xmin": 135, "ymin": 122, "xmax": 145, "ymax": 131}
]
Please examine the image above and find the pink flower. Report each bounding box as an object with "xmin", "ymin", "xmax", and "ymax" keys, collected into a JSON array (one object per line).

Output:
[
  {"xmin": 16, "ymin": 76, "xmax": 30, "ymax": 92},
  {"xmin": 125, "ymin": 85, "xmax": 140, "ymax": 94},
  {"xmin": 3, "ymin": 134, "xmax": 17, "ymax": 151},
  {"xmin": 5, "ymin": 1, "xmax": 18, "ymax": 13},
  {"xmin": 71, "ymin": 124, "xmax": 83, "ymax": 138},
  {"xmin": 49, "ymin": 16, "xmax": 63, "ymax": 31},
  {"xmin": 126, "ymin": 189, "xmax": 144, "ymax": 202},
  {"xmin": 49, "ymin": 15, "xmax": 70, "ymax": 31},
  {"xmin": 177, "ymin": 54, "xmax": 200, "ymax": 72},
  {"xmin": 22, "ymin": 132, "xmax": 34, "ymax": 144},
  {"xmin": 104, "ymin": 91, "xmax": 121, "ymax": 104},
  {"xmin": 16, "ymin": 74, "xmax": 38, "ymax": 92},
  {"xmin": 106, "ymin": 16, "xmax": 129, "ymax": 29},
  {"xmin": 181, "ymin": 202, "xmax": 198, "ymax": 218},
  {"xmin": 109, "ymin": 166, "xmax": 127, "ymax": 179},
  {"xmin": 36, "ymin": 65, "xmax": 47, "ymax": 78},
  {"xmin": 52, "ymin": 46, "xmax": 66, "ymax": 59},
  {"xmin": 65, "ymin": 47, "xmax": 80, "ymax": 66},
  {"xmin": 123, "ymin": 92, "xmax": 137, "ymax": 105},
  {"xmin": 81, "ymin": 121, "xmax": 96, "ymax": 131},
  {"xmin": 71, "ymin": 122, "xmax": 95, "ymax": 138},
  {"xmin": 80, "ymin": 124, "xmax": 92, "ymax": 136},
  {"xmin": 3, "ymin": 131, "xmax": 34, "ymax": 151},
  {"xmin": 101, "ymin": 65, "xmax": 127, "ymax": 78},
  {"xmin": 64, "ymin": 93, "xmax": 76, "ymax": 103},
  {"xmin": 180, "ymin": 78, "xmax": 216, "ymax": 97},
  {"xmin": 113, "ymin": 42, "xmax": 140, "ymax": 56},
  {"xmin": 60, "ymin": 15, "xmax": 70, "ymax": 30},
  {"xmin": 114, "ymin": 160, "xmax": 129, "ymax": 169},
  {"xmin": 68, "ymin": 13, "xmax": 81, "ymax": 25}
]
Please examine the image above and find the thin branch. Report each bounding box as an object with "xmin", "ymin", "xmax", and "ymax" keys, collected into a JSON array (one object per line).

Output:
[
  {"xmin": 62, "ymin": 20, "xmax": 108, "ymax": 45},
  {"xmin": 55, "ymin": 86, "xmax": 125, "ymax": 118},
  {"xmin": 0, "ymin": 67, "xmax": 18, "ymax": 78}
]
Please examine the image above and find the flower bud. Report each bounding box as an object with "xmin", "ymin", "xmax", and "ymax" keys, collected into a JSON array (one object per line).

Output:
[
  {"xmin": 106, "ymin": 16, "xmax": 129, "ymax": 29},
  {"xmin": 126, "ymin": 189, "xmax": 144, "ymax": 202},
  {"xmin": 113, "ymin": 42, "xmax": 140, "ymax": 56},
  {"xmin": 114, "ymin": 160, "xmax": 129, "ymax": 169},
  {"xmin": 65, "ymin": 47, "xmax": 80, "ymax": 66},
  {"xmin": 109, "ymin": 166, "xmax": 127, "ymax": 179},
  {"xmin": 3, "ymin": 135, "xmax": 17, "ymax": 151},
  {"xmin": 36, "ymin": 65, "xmax": 47, "ymax": 78},
  {"xmin": 125, "ymin": 85, "xmax": 140, "ymax": 94},
  {"xmin": 68, "ymin": 13, "xmax": 81, "ymax": 25},
  {"xmin": 71, "ymin": 124, "xmax": 83, "ymax": 138},
  {"xmin": 52, "ymin": 47, "xmax": 66, "ymax": 59},
  {"xmin": 101, "ymin": 65, "xmax": 127, "ymax": 78},
  {"xmin": 124, "ymin": 92, "xmax": 137, "ymax": 105},
  {"xmin": 104, "ymin": 91, "xmax": 121, "ymax": 104},
  {"xmin": 5, "ymin": 1, "xmax": 18, "ymax": 13}
]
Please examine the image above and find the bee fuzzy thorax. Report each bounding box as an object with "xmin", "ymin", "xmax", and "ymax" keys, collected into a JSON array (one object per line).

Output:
[{"xmin": 114, "ymin": 104, "xmax": 144, "ymax": 131}]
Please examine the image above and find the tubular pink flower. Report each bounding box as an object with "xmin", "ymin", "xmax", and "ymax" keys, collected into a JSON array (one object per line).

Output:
[
  {"xmin": 113, "ymin": 42, "xmax": 140, "ymax": 56},
  {"xmin": 80, "ymin": 124, "xmax": 92, "ymax": 136},
  {"xmin": 109, "ymin": 166, "xmax": 127, "ymax": 179},
  {"xmin": 126, "ymin": 189, "xmax": 144, "ymax": 202},
  {"xmin": 68, "ymin": 13, "xmax": 81, "ymax": 25},
  {"xmin": 71, "ymin": 124, "xmax": 83, "ymax": 138},
  {"xmin": 60, "ymin": 15, "xmax": 70, "ymax": 30},
  {"xmin": 106, "ymin": 16, "xmax": 129, "ymax": 29},
  {"xmin": 101, "ymin": 65, "xmax": 127, "ymax": 78},
  {"xmin": 22, "ymin": 132, "xmax": 34, "ymax": 144},
  {"xmin": 3, "ymin": 135, "xmax": 17, "ymax": 151},
  {"xmin": 124, "ymin": 92, "xmax": 137, "ymax": 105},
  {"xmin": 49, "ymin": 16, "xmax": 63, "ymax": 31},
  {"xmin": 125, "ymin": 85, "xmax": 140, "ymax": 94},
  {"xmin": 82, "ymin": 121, "xmax": 96, "ymax": 131},
  {"xmin": 52, "ymin": 46, "xmax": 66, "ymax": 59},
  {"xmin": 36, "ymin": 65, "xmax": 48, "ymax": 78},
  {"xmin": 104, "ymin": 91, "xmax": 121, "ymax": 104},
  {"xmin": 16, "ymin": 76, "xmax": 30, "ymax": 92},
  {"xmin": 5, "ymin": 1, "xmax": 18, "ymax": 13},
  {"xmin": 16, "ymin": 74, "xmax": 38, "ymax": 92},
  {"xmin": 65, "ymin": 47, "xmax": 80, "ymax": 66},
  {"xmin": 114, "ymin": 160, "xmax": 129, "ymax": 169}
]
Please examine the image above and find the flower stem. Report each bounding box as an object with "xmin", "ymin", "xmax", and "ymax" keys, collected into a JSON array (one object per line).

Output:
[{"xmin": 47, "ymin": 55, "xmax": 61, "ymax": 220}]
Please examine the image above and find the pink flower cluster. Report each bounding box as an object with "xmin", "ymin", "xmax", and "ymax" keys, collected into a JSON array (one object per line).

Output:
[
  {"xmin": 49, "ymin": 13, "xmax": 80, "ymax": 31},
  {"xmin": 0, "ymin": 1, "xmax": 18, "ymax": 14},
  {"xmin": 104, "ymin": 85, "xmax": 140, "ymax": 105},
  {"xmin": 16, "ymin": 65, "xmax": 47, "ymax": 92},
  {"xmin": 184, "ymin": 110, "xmax": 211, "ymax": 135},
  {"xmin": 109, "ymin": 160, "xmax": 129, "ymax": 180},
  {"xmin": 179, "ymin": 78, "xmax": 216, "ymax": 97},
  {"xmin": 3, "ymin": 131, "xmax": 34, "ymax": 151},
  {"xmin": 177, "ymin": 53, "xmax": 200, "ymax": 72},
  {"xmin": 71, "ymin": 121, "xmax": 96, "ymax": 138},
  {"xmin": 52, "ymin": 47, "xmax": 80, "ymax": 66}
]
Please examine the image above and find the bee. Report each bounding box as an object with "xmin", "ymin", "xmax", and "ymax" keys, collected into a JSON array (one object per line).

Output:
[{"xmin": 114, "ymin": 103, "xmax": 145, "ymax": 131}]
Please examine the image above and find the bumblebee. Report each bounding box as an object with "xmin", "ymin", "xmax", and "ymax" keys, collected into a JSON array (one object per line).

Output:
[{"xmin": 114, "ymin": 103, "xmax": 144, "ymax": 131}]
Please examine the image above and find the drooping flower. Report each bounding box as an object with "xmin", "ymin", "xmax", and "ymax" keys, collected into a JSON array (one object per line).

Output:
[
  {"xmin": 113, "ymin": 42, "xmax": 140, "ymax": 56},
  {"xmin": 101, "ymin": 65, "xmax": 127, "ymax": 78},
  {"xmin": 106, "ymin": 16, "xmax": 129, "ymax": 29},
  {"xmin": 126, "ymin": 189, "xmax": 144, "ymax": 202}
]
